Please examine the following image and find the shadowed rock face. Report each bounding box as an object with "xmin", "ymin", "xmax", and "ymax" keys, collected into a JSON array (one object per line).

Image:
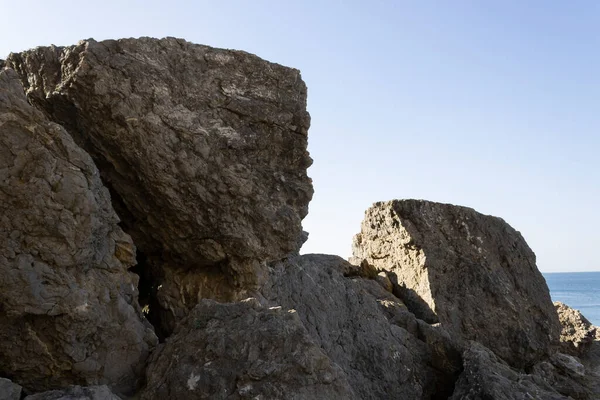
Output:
[
  {"xmin": 6, "ymin": 37, "xmax": 313, "ymax": 335},
  {"xmin": 351, "ymin": 199, "xmax": 561, "ymax": 368},
  {"xmin": 450, "ymin": 342, "xmax": 570, "ymax": 400},
  {"xmin": 141, "ymin": 298, "xmax": 355, "ymax": 400},
  {"xmin": 0, "ymin": 69, "xmax": 156, "ymax": 394},
  {"xmin": 261, "ymin": 254, "xmax": 463, "ymax": 400},
  {"xmin": 23, "ymin": 385, "xmax": 120, "ymax": 400}
]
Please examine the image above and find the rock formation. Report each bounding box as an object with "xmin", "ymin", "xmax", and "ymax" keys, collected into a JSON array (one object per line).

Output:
[
  {"xmin": 351, "ymin": 199, "xmax": 562, "ymax": 368},
  {"xmin": 2, "ymin": 37, "xmax": 600, "ymax": 399},
  {"xmin": 0, "ymin": 68, "xmax": 156, "ymax": 395},
  {"xmin": 6, "ymin": 37, "xmax": 313, "ymax": 336},
  {"xmin": 262, "ymin": 254, "xmax": 463, "ymax": 400},
  {"xmin": 555, "ymin": 301, "xmax": 598, "ymax": 356},
  {"xmin": 141, "ymin": 298, "xmax": 354, "ymax": 400},
  {"xmin": 450, "ymin": 342, "xmax": 570, "ymax": 400}
]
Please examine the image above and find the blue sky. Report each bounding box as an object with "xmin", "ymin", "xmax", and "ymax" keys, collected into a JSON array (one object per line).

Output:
[{"xmin": 2, "ymin": 1, "xmax": 598, "ymax": 272}]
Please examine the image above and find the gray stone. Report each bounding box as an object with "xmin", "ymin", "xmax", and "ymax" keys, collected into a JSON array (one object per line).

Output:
[
  {"xmin": 0, "ymin": 377, "xmax": 22, "ymax": 400},
  {"xmin": 262, "ymin": 254, "xmax": 462, "ymax": 400},
  {"xmin": 450, "ymin": 342, "xmax": 569, "ymax": 400},
  {"xmin": 351, "ymin": 199, "xmax": 561, "ymax": 368},
  {"xmin": 141, "ymin": 298, "xmax": 354, "ymax": 400},
  {"xmin": 24, "ymin": 385, "xmax": 120, "ymax": 400},
  {"xmin": 6, "ymin": 38, "xmax": 313, "ymax": 335},
  {"xmin": 0, "ymin": 68, "xmax": 156, "ymax": 394}
]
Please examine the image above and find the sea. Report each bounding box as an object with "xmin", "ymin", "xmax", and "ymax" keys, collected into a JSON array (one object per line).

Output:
[{"xmin": 544, "ymin": 272, "xmax": 600, "ymax": 326}]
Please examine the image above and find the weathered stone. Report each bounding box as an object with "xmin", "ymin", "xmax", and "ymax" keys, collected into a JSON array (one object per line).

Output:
[
  {"xmin": 141, "ymin": 298, "xmax": 354, "ymax": 400},
  {"xmin": 532, "ymin": 352, "xmax": 600, "ymax": 400},
  {"xmin": 450, "ymin": 342, "xmax": 569, "ymax": 400},
  {"xmin": 0, "ymin": 68, "xmax": 156, "ymax": 394},
  {"xmin": 0, "ymin": 377, "xmax": 22, "ymax": 400},
  {"xmin": 555, "ymin": 302, "xmax": 598, "ymax": 356},
  {"xmin": 6, "ymin": 38, "xmax": 313, "ymax": 334},
  {"xmin": 24, "ymin": 385, "xmax": 120, "ymax": 400},
  {"xmin": 262, "ymin": 254, "xmax": 462, "ymax": 400},
  {"xmin": 351, "ymin": 199, "xmax": 561, "ymax": 368}
]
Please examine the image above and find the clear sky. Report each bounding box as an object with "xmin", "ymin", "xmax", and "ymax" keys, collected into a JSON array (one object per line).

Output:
[{"xmin": 1, "ymin": 1, "xmax": 598, "ymax": 272}]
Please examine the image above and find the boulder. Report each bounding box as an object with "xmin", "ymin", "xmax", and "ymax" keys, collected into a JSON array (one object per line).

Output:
[
  {"xmin": 141, "ymin": 298, "xmax": 354, "ymax": 400},
  {"xmin": 6, "ymin": 37, "xmax": 313, "ymax": 334},
  {"xmin": 450, "ymin": 342, "xmax": 569, "ymax": 400},
  {"xmin": 0, "ymin": 377, "xmax": 22, "ymax": 400},
  {"xmin": 555, "ymin": 302, "xmax": 598, "ymax": 356},
  {"xmin": 261, "ymin": 254, "xmax": 463, "ymax": 400},
  {"xmin": 24, "ymin": 385, "xmax": 120, "ymax": 400},
  {"xmin": 351, "ymin": 199, "xmax": 561, "ymax": 368},
  {"xmin": 0, "ymin": 68, "xmax": 156, "ymax": 394}
]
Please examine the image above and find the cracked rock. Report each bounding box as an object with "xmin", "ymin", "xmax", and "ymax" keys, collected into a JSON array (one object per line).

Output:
[
  {"xmin": 141, "ymin": 298, "xmax": 354, "ymax": 399},
  {"xmin": 351, "ymin": 199, "xmax": 561, "ymax": 368},
  {"xmin": 0, "ymin": 68, "xmax": 156, "ymax": 395},
  {"xmin": 6, "ymin": 37, "xmax": 313, "ymax": 335}
]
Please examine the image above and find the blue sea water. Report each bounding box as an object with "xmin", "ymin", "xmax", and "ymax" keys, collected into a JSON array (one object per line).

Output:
[{"xmin": 544, "ymin": 272, "xmax": 600, "ymax": 326}]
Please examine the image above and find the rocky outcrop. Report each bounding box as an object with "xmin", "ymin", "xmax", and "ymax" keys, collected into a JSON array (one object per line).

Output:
[
  {"xmin": 6, "ymin": 37, "xmax": 313, "ymax": 335},
  {"xmin": 0, "ymin": 68, "xmax": 156, "ymax": 394},
  {"xmin": 351, "ymin": 199, "xmax": 561, "ymax": 368},
  {"xmin": 261, "ymin": 254, "xmax": 463, "ymax": 400},
  {"xmin": 3, "ymin": 36, "xmax": 600, "ymax": 400},
  {"xmin": 555, "ymin": 302, "xmax": 598, "ymax": 356},
  {"xmin": 450, "ymin": 342, "xmax": 570, "ymax": 400},
  {"xmin": 141, "ymin": 298, "xmax": 354, "ymax": 400},
  {"xmin": 23, "ymin": 386, "xmax": 120, "ymax": 400},
  {"xmin": 0, "ymin": 377, "xmax": 22, "ymax": 400}
]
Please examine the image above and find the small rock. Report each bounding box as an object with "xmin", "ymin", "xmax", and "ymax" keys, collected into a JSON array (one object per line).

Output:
[{"xmin": 0, "ymin": 377, "xmax": 22, "ymax": 400}]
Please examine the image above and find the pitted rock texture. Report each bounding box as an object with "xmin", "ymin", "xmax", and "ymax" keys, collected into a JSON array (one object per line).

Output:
[
  {"xmin": 555, "ymin": 301, "xmax": 598, "ymax": 357},
  {"xmin": 6, "ymin": 37, "xmax": 313, "ymax": 334},
  {"xmin": 450, "ymin": 342, "xmax": 569, "ymax": 400},
  {"xmin": 141, "ymin": 298, "xmax": 354, "ymax": 400},
  {"xmin": 24, "ymin": 385, "xmax": 120, "ymax": 400},
  {"xmin": 351, "ymin": 199, "xmax": 561, "ymax": 368},
  {"xmin": 0, "ymin": 68, "xmax": 156, "ymax": 394},
  {"xmin": 262, "ymin": 254, "xmax": 463, "ymax": 400},
  {"xmin": 6, "ymin": 36, "xmax": 312, "ymax": 274}
]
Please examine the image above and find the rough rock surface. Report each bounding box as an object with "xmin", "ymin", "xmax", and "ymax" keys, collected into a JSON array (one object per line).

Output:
[
  {"xmin": 0, "ymin": 377, "xmax": 22, "ymax": 400},
  {"xmin": 0, "ymin": 68, "xmax": 156, "ymax": 394},
  {"xmin": 555, "ymin": 302, "xmax": 598, "ymax": 356},
  {"xmin": 24, "ymin": 385, "xmax": 120, "ymax": 400},
  {"xmin": 532, "ymin": 352, "xmax": 600, "ymax": 400},
  {"xmin": 450, "ymin": 342, "xmax": 569, "ymax": 400},
  {"xmin": 351, "ymin": 199, "xmax": 561, "ymax": 368},
  {"xmin": 6, "ymin": 37, "xmax": 313, "ymax": 334},
  {"xmin": 141, "ymin": 298, "xmax": 354, "ymax": 400},
  {"xmin": 261, "ymin": 254, "xmax": 463, "ymax": 400}
]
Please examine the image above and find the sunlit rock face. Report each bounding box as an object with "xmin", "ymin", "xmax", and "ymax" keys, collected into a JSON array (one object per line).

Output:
[
  {"xmin": 351, "ymin": 199, "xmax": 561, "ymax": 368},
  {"xmin": 0, "ymin": 68, "xmax": 156, "ymax": 394},
  {"xmin": 6, "ymin": 37, "xmax": 313, "ymax": 335}
]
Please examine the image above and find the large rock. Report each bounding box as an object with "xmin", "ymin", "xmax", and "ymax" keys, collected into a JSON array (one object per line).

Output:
[
  {"xmin": 261, "ymin": 254, "xmax": 463, "ymax": 400},
  {"xmin": 0, "ymin": 68, "xmax": 156, "ymax": 394},
  {"xmin": 450, "ymin": 342, "xmax": 569, "ymax": 400},
  {"xmin": 6, "ymin": 38, "xmax": 313, "ymax": 334},
  {"xmin": 141, "ymin": 298, "xmax": 354, "ymax": 400},
  {"xmin": 555, "ymin": 302, "xmax": 598, "ymax": 357},
  {"xmin": 351, "ymin": 199, "xmax": 561, "ymax": 368}
]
